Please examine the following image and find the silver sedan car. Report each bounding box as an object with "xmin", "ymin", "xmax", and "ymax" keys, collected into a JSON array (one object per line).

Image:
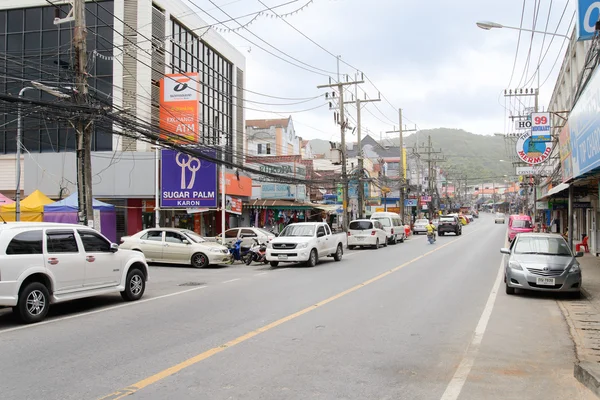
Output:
[
  {"xmin": 501, "ymin": 233, "xmax": 583, "ymax": 296},
  {"xmin": 413, "ymin": 219, "xmax": 429, "ymax": 235}
]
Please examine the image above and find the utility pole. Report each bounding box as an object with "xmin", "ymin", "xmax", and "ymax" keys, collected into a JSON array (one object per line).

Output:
[
  {"xmin": 343, "ymin": 74, "xmax": 380, "ymax": 219},
  {"xmin": 317, "ymin": 59, "xmax": 363, "ymax": 231},
  {"xmin": 386, "ymin": 111, "xmax": 416, "ymax": 222},
  {"xmin": 415, "ymin": 135, "xmax": 445, "ymax": 215}
]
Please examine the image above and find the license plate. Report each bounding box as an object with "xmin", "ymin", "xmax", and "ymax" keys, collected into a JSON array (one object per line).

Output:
[
  {"xmin": 356, "ymin": 237, "xmax": 364, "ymax": 241},
  {"xmin": 278, "ymin": 254, "xmax": 288, "ymax": 260},
  {"xmin": 536, "ymin": 277, "xmax": 555, "ymax": 286}
]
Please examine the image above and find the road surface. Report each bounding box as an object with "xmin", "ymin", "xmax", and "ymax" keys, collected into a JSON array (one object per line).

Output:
[{"xmin": 0, "ymin": 214, "xmax": 594, "ymax": 399}]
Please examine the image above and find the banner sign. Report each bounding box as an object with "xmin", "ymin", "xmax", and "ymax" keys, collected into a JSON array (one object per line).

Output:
[
  {"xmin": 225, "ymin": 173, "xmax": 252, "ymax": 197},
  {"xmin": 160, "ymin": 149, "xmax": 217, "ymax": 208},
  {"xmin": 578, "ymin": 0, "xmax": 600, "ymax": 40},
  {"xmin": 160, "ymin": 73, "xmax": 200, "ymax": 144},
  {"xmin": 516, "ymin": 166, "xmax": 553, "ymax": 175},
  {"xmin": 531, "ymin": 112, "xmax": 552, "ymax": 142},
  {"xmin": 558, "ymin": 124, "xmax": 574, "ymax": 182},
  {"xmin": 404, "ymin": 199, "xmax": 418, "ymax": 207},
  {"xmin": 260, "ymin": 183, "xmax": 296, "ymax": 200},
  {"xmin": 420, "ymin": 195, "xmax": 432, "ymax": 203},
  {"xmin": 515, "ymin": 131, "xmax": 553, "ymax": 165},
  {"xmin": 225, "ymin": 196, "xmax": 242, "ymax": 214}
]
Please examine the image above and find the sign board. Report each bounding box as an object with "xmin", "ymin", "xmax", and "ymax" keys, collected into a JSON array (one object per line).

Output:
[
  {"xmin": 160, "ymin": 149, "xmax": 217, "ymax": 208},
  {"xmin": 404, "ymin": 199, "xmax": 418, "ymax": 207},
  {"xmin": 558, "ymin": 124, "xmax": 574, "ymax": 182},
  {"xmin": 159, "ymin": 73, "xmax": 200, "ymax": 143},
  {"xmin": 530, "ymin": 112, "xmax": 552, "ymax": 142},
  {"xmin": 516, "ymin": 166, "xmax": 553, "ymax": 175},
  {"xmin": 260, "ymin": 183, "xmax": 296, "ymax": 200},
  {"xmin": 225, "ymin": 196, "xmax": 242, "ymax": 214},
  {"xmin": 578, "ymin": 0, "xmax": 600, "ymax": 40},
  {"xmin": 246, "ymin": 162, "xmax": 306, "ymax": 180},
  {"xmin": 225, "ymin": 173, "xmax": 252, "ymax": 197},
  {"xmin": 515, "ymin": 132, "xmax": 553, "ymax": 165},
  {"xmin": 420, "ymin": 195, "xmax": 432, "ymax": 203},
  {"xmin": 536, "ymin": 201, "xmax": 549, "ymax": 210},
  {"xmin": 514, "ymin": 120, "xmax": 532, "ymax": 130}
]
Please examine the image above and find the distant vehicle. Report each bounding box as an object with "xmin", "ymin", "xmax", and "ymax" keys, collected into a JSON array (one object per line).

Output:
[
  {"xmin": 0, "ymin": 223, "xmax": 148, "ymax": 323},
  {"xmin": 464, "ymin": 214, "xmax": 474, "ymax": 222},
  {"xmin": 120, "ymin": 228, "xmax": 231, "ymax": 268},
  {"xmin": 501, "ymin": 233, "xmax": 582, "ymax": 296},
  {"xmin": 413, "ymin": 219, "xmax": 429, "ymax": 235},
  {"xmin": 207, "ymin": 227, "xmax": 276, "ymax": 247},
  {"xmin": 266, "ymin": 222, "xmax": 346, "ymax": 268},
  {"xmin": 370, "ymin": 212, "xmax": 405, "ymax": 244},
  {"xmin": 495, "ymin": 213, "xmax": 506, "ymax": 224},
  {"xmin": 438, "ymin": 215, "xmax": 462, "ymax": 236},
  {"xmin": 507, "ymin": 215, "xmax": 533, "ymax": 242},
  {"xmin": 347, "ymin": 219, "xmax": 388, "ymax": 250}
]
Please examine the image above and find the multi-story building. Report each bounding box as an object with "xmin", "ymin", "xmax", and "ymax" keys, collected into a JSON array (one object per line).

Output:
[
  {"xmin": 0, "ymin": 0, "xmax": 246, "ymax": 239},
  {"xmin": 245, "ymin": 116, "xmax": 300, "ymax": 157}
]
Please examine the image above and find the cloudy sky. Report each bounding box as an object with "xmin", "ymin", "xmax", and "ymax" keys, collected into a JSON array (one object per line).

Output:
[{"xmin": 192, "ymin": 0, "xmax": 576, "ymax": 141}]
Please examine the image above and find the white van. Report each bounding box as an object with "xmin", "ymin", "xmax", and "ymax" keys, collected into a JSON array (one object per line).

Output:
[{"xmin": 370, "ymin": 212, "xmax": 405, "ymax": 244}]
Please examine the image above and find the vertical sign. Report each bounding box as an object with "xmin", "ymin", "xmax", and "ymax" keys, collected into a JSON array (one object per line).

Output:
[
  {"xmin": 578, "ymin": 0, "xmax": 600, "ymax": 40},
  {"xmin": 530, "ymin": 112, "xmax": 551, "ymax": 142},
  {"xmin": 160, "ymin": 149, "xmax": 217, "ymax": 208},
  {"xmin": 160, "ymin": 73, "xmax": 200, "ymax": 143}
]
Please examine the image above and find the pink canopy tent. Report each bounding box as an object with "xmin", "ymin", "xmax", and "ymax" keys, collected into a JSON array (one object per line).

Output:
[{"xmin": 0, "ymin": 193, "xmax": 14, "ymax": 205}]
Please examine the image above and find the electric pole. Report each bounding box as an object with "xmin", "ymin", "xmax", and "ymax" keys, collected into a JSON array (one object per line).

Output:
[
  {"xmin": 414, "ymin": 136, "xmax": 445, "ymax": 215},
  {"xmin": 386, "ymin": 111, "xmax": 416, "ymax": 222},
  {"xmin": 317, "ymin": 60, "xmax": 363, "ymax": 231},
  {"xmin": 343, "ymin": 75, "xmax": 380, "ymax": 219}
]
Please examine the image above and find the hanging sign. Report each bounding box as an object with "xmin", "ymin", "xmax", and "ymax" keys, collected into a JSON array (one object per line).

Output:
[{"xmin": 515, "ymin": 132, "xmax": 553, "ymax": 165}]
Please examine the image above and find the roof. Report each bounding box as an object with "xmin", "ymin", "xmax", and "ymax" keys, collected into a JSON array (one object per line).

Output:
[
  {"xmin": 301, "ymin": 140, "xmax": 310, "ymax": 147},
  {"xmin": 246, "ymin": 117, "xmax": 290, "ymax": 129}
]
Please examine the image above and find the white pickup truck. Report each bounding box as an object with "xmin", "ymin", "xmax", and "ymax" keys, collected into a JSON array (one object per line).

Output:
[{"xmin": 266, "ymin": 222, "xmax": 346, "ymax": 267}]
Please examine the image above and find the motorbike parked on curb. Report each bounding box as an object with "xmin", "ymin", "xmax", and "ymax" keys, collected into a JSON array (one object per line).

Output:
[
  {"xmin": 245, "ymin": 238, "xmax": 268, "ymax": 265},
  {"xmin": 227, "ymin": 238, "xmax": 251, "ymax": 264}
]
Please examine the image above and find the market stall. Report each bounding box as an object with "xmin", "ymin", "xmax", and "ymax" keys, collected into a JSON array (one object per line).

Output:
[{"xmin": 0, "ymin": 190, "xmax": 54, "ymax": 222}]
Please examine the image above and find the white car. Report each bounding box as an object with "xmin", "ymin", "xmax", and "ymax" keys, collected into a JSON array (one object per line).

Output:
[
  {"xmin": 370, "ymin": 212, "xmax": 406, "ymax": 244},
  {"xmin": 495, "ymin": 213, "xmax": 506, "ymax": 224},
  {"xmin": 120, "ymin": 228, "xmax": 231, "ymax": 267},
  {"xmin": 0, "ymin": 222, "xmax": 148, "ymax": 323},
  {"xmin": 413, "ymin": 219, "xmax": 429, "ymax": 235},
  {"xmin": 347, "ymin": 219, "xmax": 388, "ymax": 249},
  {"xmin": 207, "ymin": 227, "xmax": 276, "ymax": 247}
]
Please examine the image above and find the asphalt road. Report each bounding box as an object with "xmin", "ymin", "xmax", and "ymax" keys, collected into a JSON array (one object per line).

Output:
[{"xmin": 0, "ymin": 214, "xmax": 594, "ymax": 400}]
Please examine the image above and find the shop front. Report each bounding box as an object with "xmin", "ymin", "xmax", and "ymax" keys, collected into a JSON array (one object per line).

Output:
[{"xmin": 245, "ymin": 199, "xmax": 315, "ymax": 233}]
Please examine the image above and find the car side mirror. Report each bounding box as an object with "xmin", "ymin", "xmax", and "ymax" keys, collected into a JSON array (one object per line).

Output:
[
  {"xmin": 500, "ymin": 248, "xmax": 510, "ymax": 255},
  {"xmin": 182, "ymin": 239, "xmax": 190, "ymax": 245},
  {"xmin": 576, "ymin": 251, "xmax": 584, "ymax": 258},
  {"xmin": 110, "ymin": 243, "xmax": 119, "ymax": 253}
]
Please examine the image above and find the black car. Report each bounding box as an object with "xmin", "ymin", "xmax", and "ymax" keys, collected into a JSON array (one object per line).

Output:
[{"xmin": 438, "ymin": 216, "xmax": 462, "ymax": 236}]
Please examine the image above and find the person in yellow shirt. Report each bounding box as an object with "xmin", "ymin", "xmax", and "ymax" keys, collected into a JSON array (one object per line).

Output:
[{"xmin": 426, "ymin": 220, "xmax": 436, "ymax": 243}]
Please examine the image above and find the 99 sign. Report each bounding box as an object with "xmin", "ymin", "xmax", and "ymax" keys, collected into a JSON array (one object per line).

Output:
[{"xmin": 534, "ymin": 115, "xmax": 548, "ymax": 125}]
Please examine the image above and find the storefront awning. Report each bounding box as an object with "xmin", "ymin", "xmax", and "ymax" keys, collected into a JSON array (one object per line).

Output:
[
  {"xmin": 245, "ymin": 199, "xmax": 315, "ymax": 210},
  {"xmin": 537, "ymin": 182, "xmax": 569, "ymax": 201}
]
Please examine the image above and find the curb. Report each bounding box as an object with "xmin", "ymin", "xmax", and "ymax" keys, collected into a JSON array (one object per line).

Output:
[{"xmin": 576, "ymin": 362, "xmax": 600, "ymax": 397}]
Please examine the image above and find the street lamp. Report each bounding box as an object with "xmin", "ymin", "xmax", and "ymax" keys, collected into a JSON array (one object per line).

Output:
[
  {"xmin": 476, "ymin": 20, "xmax": 571, "ymax": 40},
  {"xmin": 16, "ymin": 82, "xmax": 70, "ymax": 221}
]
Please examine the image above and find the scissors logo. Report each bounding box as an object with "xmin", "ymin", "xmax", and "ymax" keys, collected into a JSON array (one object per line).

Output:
[{"xmin": 175, "ymin": 152, "xmax": 201, "ymax": 189}]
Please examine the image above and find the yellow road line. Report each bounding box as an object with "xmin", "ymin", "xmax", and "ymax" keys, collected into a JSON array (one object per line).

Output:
[{"xmin": 99, "ymin": 228, "xmax": 479, "ymax": 400}]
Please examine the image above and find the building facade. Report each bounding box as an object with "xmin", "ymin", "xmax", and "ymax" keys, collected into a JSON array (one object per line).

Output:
[{"xmin": 245, "ymin": 116, "xmax": 300, "ymax": 157}]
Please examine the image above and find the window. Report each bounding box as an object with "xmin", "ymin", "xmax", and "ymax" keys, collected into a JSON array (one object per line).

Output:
[
  {"xmin": 266, "ymin": 143, "xmax": 271, "ymax": 155},
  {"xmin": 165, "ymin": 231, "xmax": 186, "ymax": 244},
  {"xmin": 225, "ymin": 229, "xmax": 239, "ymax": 238},
  {"xmin": 512, "ymin": 220, "xmax": 532, "ymax": 229},
  {"xmin": 46, "ymin": 230, "xmax": 79, "ymax": 253},
  {"xmin": 372, "ymin": 217, "xmax": 391, "ymax": 227},
  {"xmin": 142, "ymin": 230, "xmax": 163, "ymax": 241},
  {"xmin": 78, "ymin": 230, "xmax": 111, "ymax": 252},
  {"xmin": 325, "ymin": 225, "xmax": 331, "ymax": 235},
  {"xmin": 257, "ymin": 144, "xmax": 262, "ymax": 154},
  {"xmin": 514, "ymin": 237, "xmax": 571, "ymax": 256},
  {"xmin": 5, "ymin": 230, "xmax": 43, "ymax": 255},
  {"xmin": 349, "ymin": 221, "xmax": 372, "ymax": 230},
  {"xmin": 240, "ymin": 229, "xmax": 257, "ymax": 238},
  {"xmin": 317, "ymin": 226, "xmax": 326, "ymax": 236}
]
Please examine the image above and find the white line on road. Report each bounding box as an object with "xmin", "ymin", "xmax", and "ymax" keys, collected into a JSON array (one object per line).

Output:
[
  {"xmin": 222, "ymin": 278, "xmax": 241, "ymax": 284},
  {"xmin": 254, "ymin": 272, "xmax": 268, "ymax": 276},
  {"xmin": 0, "ymin": 285, "xmax": 207, "ymax": 335},
  {"xmin": 439, "ymin": 256, "xmax": 504, "ymax": 400}
]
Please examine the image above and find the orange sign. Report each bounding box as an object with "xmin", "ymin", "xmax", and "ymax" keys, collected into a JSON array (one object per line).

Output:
[
  {"xmin": 142, "ymin": 200, "xmax": 155, "ymax": 213},
  {"xmin": 159, "ymin": 73, "xmax": 200, "ymax": 143},
  {"xmin": 226, "ymin": 196, "xmax": 242, "ymax": 215},
  {"xmin": 225, "ymin": 173, "xmax": 252, "ymax": 197}
]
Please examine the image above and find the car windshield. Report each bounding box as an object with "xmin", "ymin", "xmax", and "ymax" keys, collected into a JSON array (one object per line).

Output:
[
  {"xmin": 349, "ymin": 221, "xmax": 373, "ymax": 230},
  {"xmin": 182, "ymin": 230, "xmax": 205, "ymax": 243},
  {"xmin": 440, "ymin": 217, "xmax": 455, "ymax": 222},
  {"xmin": 257, "ymin": 228, "xmax": 273, "ymax": 236},
  {"xmin": 512, "ymin": 219, "xmax": 532, "ymax": 229},
  {"xmin": 371, "ymin": 218, "xmax": 391, "ymax": 227},
  {"xmin": 279, "ymin": 225, "xmax": 315, "ymax": 237},
  {"xmin": 514, "ymin": 237, "xmax": 572, "ymax": 256}
]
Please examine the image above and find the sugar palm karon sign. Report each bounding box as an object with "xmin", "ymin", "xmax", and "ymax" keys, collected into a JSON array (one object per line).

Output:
[{"xmin": 159, "ymin": 73, "xmax": 200, "ymax": 143}]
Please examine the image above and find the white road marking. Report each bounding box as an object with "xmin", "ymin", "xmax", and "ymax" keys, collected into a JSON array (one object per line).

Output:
[
  {"xmin": 439, "ymin": 256, "xmax": 504, "ymax": 400},
  {"xmin": 0, "ymin": 285, "xmax": 207, "ymax": 335},
  {"xmin": 222, "ymin": 278, "xmax": 241, "ymax": 284},
  {"xmin": 254, "ymin": 272, "xmax": 268, "ymax": 276}
]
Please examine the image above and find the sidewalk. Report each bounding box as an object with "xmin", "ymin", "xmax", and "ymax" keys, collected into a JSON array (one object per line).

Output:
[{"xmin": 559, "ymin": 253, "xmax": 600, "ymax": 397}]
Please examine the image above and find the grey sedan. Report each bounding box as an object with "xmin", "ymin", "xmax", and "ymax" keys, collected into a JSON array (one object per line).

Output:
[
  {"xmin": 501, "ymin": 233, "xmax": 583, "ymax": 296},
  {"xmin": 413, "ymin": 219, "xmax": 429, "ymax": 235}
]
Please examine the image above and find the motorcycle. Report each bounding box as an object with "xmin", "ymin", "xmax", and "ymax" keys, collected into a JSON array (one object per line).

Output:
[
  {"xmin": 227, "ymin": 239, "xmax": 251, "ymax": 264},
  {"xmin": 427, "ymin": 230, "xmax": 436, "ymax": 244},
  {"xmin": 245, "ymin": 238, "xmax": 268, "ymax": 265}
]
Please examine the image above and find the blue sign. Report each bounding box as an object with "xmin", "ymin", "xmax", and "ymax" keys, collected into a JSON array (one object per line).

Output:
[
  {"xmin": 160, "ymin": 149, "xmax": 217, "ymax": 208},
  {"xmin": 404, "ymin": 199, "xmax": 418, "ymax": 207},
  {"xmin": 578, "ymin": 0, "xmax": 600, "ymax": 40},
  {"xmin": 348, "ymin": 180, "xmax": 369, "ymax": 199},
  {"xmin": 569, "ymin": 66, "xmax": 600, "ymax": 178}
]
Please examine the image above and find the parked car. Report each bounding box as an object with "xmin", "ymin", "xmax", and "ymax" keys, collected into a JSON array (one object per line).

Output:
[
  {"xmin": 0, "ymin": 222, "xmax": 148, "ymax": 323},
  {"xmin": 413, "ymin": 219, "xmax": 429, "ymax": 235},
  {"xmin": 120, "ymin": 228, "xmax": 231, "ymax": 268},
  {"xmin": 347, "ymin": 219, "xmax": 388, "ymax": 250},
  {"xmin": 207, "ymin": 227, "xmax": 276, "ymax": 247},
  {"xmin": 507, "ymin": 215, "xmax": 534, "ymax": 242},
  {"xmin": 266, "ymin": 222, "xmax": 346, "ymax": 268},
  {"xmin": 501, "ymin": 233, "xmax": 582, "ymax": 296},
  {"xmin": 438, "ymin": 215, "xmax": 462, "ymax": 236},
  {"xmin": 464, "ymin": 214, "xmax": 474, "ymax": 222},
  {"xmin": 370, "ymin": 212, "xmax": 405, "ymax": 244},
  {"xmin": 494, "ymin": 213, "xmax": 506, "ymax": 224}
]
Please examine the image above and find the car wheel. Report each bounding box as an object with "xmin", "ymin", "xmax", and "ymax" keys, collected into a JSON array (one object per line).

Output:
[
  {"xmin": 307, "ymin": 249, "xmax": 318, "ymax": 267},
  {"xmin": 333, "ymin": 244, "xmax": 343, "ymax": 261},
  {"xmin": 392, "ymin": 235, "xmax": 398, "ymax": 245},
  {"xmin": 505, "ymin": 283, "xmax": 515, "ymax": 295},
  {"xmin": 569, "ymin": 291, "xmax": 582, "ymax": 299},
  {"xmin": 374, "ymin": 239, "xmax": 380, "ymax": 249},
  {"xmin": 191, "ymin": 252, "xmax": 209, "ymax": 268},
  {"xmin": 270, "ymin": 261, "xmax": 279, "ymax": 267},
  {"xmin": 16, "ymin": 282, "xmax": 50, "ymax": 324},
  {"xmin": 121, "ymin": 269, "xmax": 146, "ymax": 301},
  {"xmin": 412, "ymin": 231, "xmax": 416, "ymax": 235},
  {"xmin": 383, "ymin": 238, "xmax": 388, "ymax": 247},
  {"xmin": 399, "ymin": 234, "xmax": 405, "ymax": 243}
]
